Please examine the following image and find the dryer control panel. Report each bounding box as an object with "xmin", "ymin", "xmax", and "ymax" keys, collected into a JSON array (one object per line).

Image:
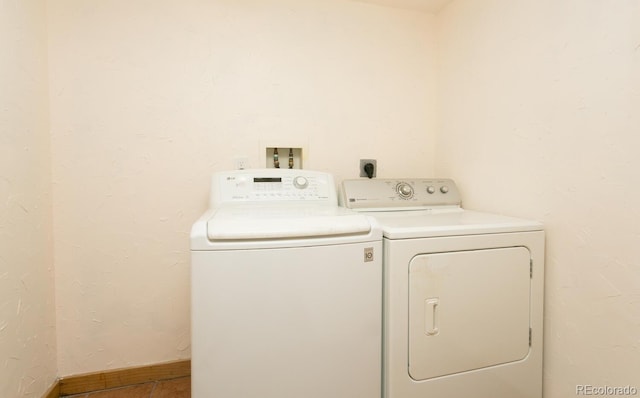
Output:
[
  {"xmin": 340, "ymin": 178, "xmax": 461, "ymax": 210},
  {"xmin": 210, "ymin": 169, "xmax": 336, "ymax": 207}
]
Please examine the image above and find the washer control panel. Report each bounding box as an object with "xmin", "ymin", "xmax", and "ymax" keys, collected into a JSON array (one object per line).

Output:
[
  {"xmin": 210, "ymin": 169, "xmax": 335, "ymax": 207},
  {"xmin": 340, "ymin": 178, "xmax": 461, "ymax": 210}
]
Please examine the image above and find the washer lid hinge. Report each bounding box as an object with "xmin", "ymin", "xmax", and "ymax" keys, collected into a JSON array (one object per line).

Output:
[
  {"xmin": 529, "ymin": 328, "xmax": 532, "ymax": 346},
  {"xmin": 530, "ymin": 259, "xmax": 533, "ymax": 278}
]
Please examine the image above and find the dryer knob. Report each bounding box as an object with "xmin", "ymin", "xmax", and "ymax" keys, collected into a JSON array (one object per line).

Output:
[
  {"xmin": 397, "ymin": 183, "xmax": 414, "ymax": 199},
  {"xmin": 440, "ymin": 185, "xmax": 449, "ymax": 194}
]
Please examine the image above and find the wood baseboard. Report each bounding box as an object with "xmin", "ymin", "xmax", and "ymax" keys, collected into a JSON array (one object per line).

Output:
[
  {"xmin": 43, "ymin": 380, "xmax": 60, "ymax": 398},
  {"xmin": 52, "ymin": 359, "xmax": 190, "ymax": 397}
]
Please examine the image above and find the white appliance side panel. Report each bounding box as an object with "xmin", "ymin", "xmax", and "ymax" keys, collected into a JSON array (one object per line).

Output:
[
  {"xmin": 191, "ymin": 241, "xmax": 382, "ymax": 398},
  {"xmin": 408, "ymin": 247, "xmax": 531, "ymax": 380}
]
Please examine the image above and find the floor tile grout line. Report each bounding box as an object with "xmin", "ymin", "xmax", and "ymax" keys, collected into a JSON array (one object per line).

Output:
[{"xmin": 148, "ymin": 381, "xmax": 158, "ymax": 398}]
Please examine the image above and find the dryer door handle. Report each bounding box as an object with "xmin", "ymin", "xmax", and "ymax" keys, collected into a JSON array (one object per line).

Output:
[{"xmin": 425, "ymin": 298, "xmax": 440, "ymax": 336}]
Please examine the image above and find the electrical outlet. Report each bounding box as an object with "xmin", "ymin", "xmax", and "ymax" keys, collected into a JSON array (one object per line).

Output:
[
  {"xmin": 360, "ymin": 159, "xmax": 377, "ymax": 178},
  {"xmin": 234, "ymin": 157, "xmax": 249, "ymax": 170}
]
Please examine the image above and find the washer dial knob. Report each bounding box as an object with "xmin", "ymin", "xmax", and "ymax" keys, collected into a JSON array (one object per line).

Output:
[
  {"xmin": 293, "ymin": 176, "xmax": 309, "ymax": 189},
  {"xmin": 440, "ymin": 185, "xmax": 449, "ymax": 194},
  {"xmin": 396, "ymin": 182, "xmax": 414, "ymax": 199},
  {"xmin": 427, "ymin": 186, "xmax": 436, "ymax": 194}
]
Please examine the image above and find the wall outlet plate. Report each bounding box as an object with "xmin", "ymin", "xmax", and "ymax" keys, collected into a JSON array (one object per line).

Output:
[
  {"xmin": 234, "ymin": 156, "xmax": 249, "ymax": 170},
  {"xmin": 360, "ymin": 159, "xmax": 377, "ymax": 178}
]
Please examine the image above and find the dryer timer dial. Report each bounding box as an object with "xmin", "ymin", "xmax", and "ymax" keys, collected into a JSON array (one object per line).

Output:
[{"xmin": 396, "ymin": 182, "xmax": 414, "ymax": 199}]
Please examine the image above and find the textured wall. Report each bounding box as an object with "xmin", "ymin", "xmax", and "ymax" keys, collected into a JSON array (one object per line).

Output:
[
  {"xmin": 9, "ymin": 0, "xmax": 639, "ymax": 390},
  {"xmin": 437, "ymin": 1, "xmax": 640, "ymax": 396},
  {"xmin": 0, "ymin": 0, "xmax": 57, "ymax": 395},
  {"xmin": 47, "ymin": 0, "xmax": 437, "ymax": 375}
]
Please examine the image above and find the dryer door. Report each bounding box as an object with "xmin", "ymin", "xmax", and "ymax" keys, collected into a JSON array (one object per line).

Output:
[{"xmin": 408, "ymin": 247, "xmax": 531, "ymax": 380}]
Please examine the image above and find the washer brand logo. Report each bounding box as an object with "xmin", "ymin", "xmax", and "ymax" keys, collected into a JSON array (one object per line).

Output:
[{"xmin": 364, "ymin": 247, "xmax": 374, "ymax": 262}]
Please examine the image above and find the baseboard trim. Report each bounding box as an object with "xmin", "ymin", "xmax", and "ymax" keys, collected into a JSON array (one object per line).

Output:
[
  {"xmin": 57, "ymin": 359, "xmax": 190, "ymax": 396},
  {"xmin": 43, "ymin": 379, "xmax": 60, "ymax": 398}
]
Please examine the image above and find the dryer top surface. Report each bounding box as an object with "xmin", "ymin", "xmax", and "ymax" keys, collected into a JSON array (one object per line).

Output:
[{"xmin": 366, "ymin": 208, "xmax": 542, "ymax": 239}]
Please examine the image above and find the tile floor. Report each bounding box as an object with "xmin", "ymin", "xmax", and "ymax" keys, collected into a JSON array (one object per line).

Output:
[{"xmin": 63, "ymin": 376, "xmax": 190, "ymax": 398}]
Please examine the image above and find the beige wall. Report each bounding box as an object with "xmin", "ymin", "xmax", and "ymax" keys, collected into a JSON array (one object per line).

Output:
[
  {"xmin": 0, "ymin": 0, "xmax": 57, "ymax": 396},
  {"xmin": 10, "ymin": 0, "xmax": 636, "ymax": 391},
  {"xmin": 47, "ymin": 0, "xmax": 437, "ymax": 375},
  {"xmin": 437, "ymin": 1, "xmax": 640, "ymax": 396}
]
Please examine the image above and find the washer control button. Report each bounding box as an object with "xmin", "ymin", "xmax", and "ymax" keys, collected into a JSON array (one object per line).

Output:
[
  {"xmin": 293, "ymin": 176, "xmax": 309, "ymax": 189},
  {"xmin": 440, "ymin": 185, "xmax": 449, "ymax": 194},
  {"xmin": 427, "ymin": 186, "xmax": 436, "ymax": 194}
]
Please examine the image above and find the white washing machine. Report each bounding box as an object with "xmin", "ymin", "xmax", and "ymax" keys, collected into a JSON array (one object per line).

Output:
[
  {"xmin": 190, "ymin": 169, "xmax": 382, "ymax": 398},
  {"xmin": 341, "ymin": 178, "xmax": 544, "ymax": 398}
]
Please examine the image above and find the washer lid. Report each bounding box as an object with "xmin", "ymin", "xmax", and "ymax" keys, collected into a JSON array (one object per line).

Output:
[
  {"xmin": 207, "ymin": 204, "xmax": 372, "ymax": 240},
  {"xmin": 371, "ymin": 209, "xmax": 543, "ymax": 239}
]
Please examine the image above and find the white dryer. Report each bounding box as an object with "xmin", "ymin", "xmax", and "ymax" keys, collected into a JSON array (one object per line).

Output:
[
  {"xmin": 190, "ymin": 169, "xmax": 382, "ymax": 398},
  {"xmin": 341, "ymin": 178, "xmax": 544, "ymax": 398}
]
